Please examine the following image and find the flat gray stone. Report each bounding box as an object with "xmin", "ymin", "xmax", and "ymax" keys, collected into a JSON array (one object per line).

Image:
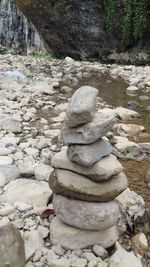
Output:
[
  {"xmin": 51, "ymin": 150, "xmax": 123, "ymax": 181},
  {"xmin": 53, "ymin": 194, "xmax": 120, "ymax": 230},
  {"xmin": 1, "ymin": 179, "xmax": 52, "ymax": 207},
  {"xmin": 67, "ymin": 138, "xmax": 112, "ymax": 166},
  {"xmin": 61, "ymin": 112, "xmax": 116, "ymax": 145},
  {"xmin": 0, "ymin": 224, "xmax": 25, "ymax": 267},
  {"xmin": 1, "ymin": 119, "xmax": 22, "ymax": 133},
  {"xmin": 49, "ymin": 169, "xmax": 128, "ymax": 202},
  {"xmin": 109, "ymin": 248, "xmax": 143, "ymax": 267},
  {"xmin": 50, "ymin": 217, "xmax": 119, "ymax": 249},
  {"xmin": 65, "ymin": 86, "xmax": 98, "ymax": 127}
]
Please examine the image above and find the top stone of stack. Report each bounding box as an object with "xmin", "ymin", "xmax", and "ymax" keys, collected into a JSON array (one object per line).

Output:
[{"xmin": 65, "ymin": 86, "xmax": 98, "ymax": 128}]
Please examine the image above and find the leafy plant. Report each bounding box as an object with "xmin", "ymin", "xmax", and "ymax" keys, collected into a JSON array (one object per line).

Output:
[
  {"xmin": 123, "ymin": 148, "xmax": 130, "ymax": 156},
  {"xmin": 33, "ymin": 52, "xmax": 55, "ymax": 61},
  {"xmin": 104, "ymin": 0, "xmax": 149, "ymax": 42}
]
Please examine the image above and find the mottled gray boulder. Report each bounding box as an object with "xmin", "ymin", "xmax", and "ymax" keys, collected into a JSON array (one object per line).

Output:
[
  {"xmin": 1, "ymin": 179, "xmax": 52, "ymax": 207},
  {"xmin": 53, "ymin": 194, "xmax": 120, "ymax": 230},
  {"xmin": 51, "ymin": 150, "xmax": 123, "ymax": 181},
  {"xmin": 0, "ymin": 164, "xmax": 20, "ymax": 185},
  {"xmin": 67, "ymin": 138, "xmax": 112, "ymax": 166},
  {"xmin": 109, "ymin": 248, "xmax": 143, "ymax": 267},
  {"xmin": 50, "ymin": 217, "xmax": 119, "ymax": 250},
  {"xmin": 65, "ymin": 86, "xmax": 98, "ymax": 128},
  {"xmin": 0, "ymin": 224, "xmax": 25, "ymax": 267},
  {"xmin": 49, "ymin": 169, "xmax": 128, "ymax": 202},
  {"xmin": 61, "ymin": 112, "xmax": 116, "ymax": 145},
  {"xmin": 1, "ymin": 119, "xmax": 21, "ymax": 133}
]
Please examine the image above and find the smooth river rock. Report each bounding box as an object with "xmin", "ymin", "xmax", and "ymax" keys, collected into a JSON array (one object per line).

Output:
[
  {"xmin": 109, "ymin": 248, "xmax": 143, "ymax": 267},
  {"xmin": 0, "ymin": 224, "xmax": 25, "ymax": 267},
  {"xmin": 53, "ymin": 194, "xmax": 120, "ymax": 230},
  {"xmin": 49, "ymin": 169, "xmax": 128, "ymax": 202},
  {"xmin": 65, "ymin": 86, "xmax": 98, "ymax": 127},
  {"xmin": 61, "ymin": 112, "xmax": 116, "ymax": 145},
  {"xmin": 1, "ymin": 179, "xmax": 52, "ymax": 207},
  {"xmin": 67, "ymin": 138, "xmax": 112, "ymax": 166},
  {"xmin": 50, "ymin": 217, "xmax": 119, "ymax": 249},
  {"xmin": 51, "ymin": 150, "xmax": 123, "ymax": 181}
]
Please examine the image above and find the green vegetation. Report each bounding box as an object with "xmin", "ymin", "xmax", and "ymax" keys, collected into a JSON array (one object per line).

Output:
[
  {"xmin": 122, "ymin": 148, "xmax": 130, "ymax": 156},
  {"xmin": 104, "ymin": 0, "xmax": 149, "ymax": 42},
  {"xmin": 32, "ymin": 52, "xmax": 55, "ymax": 61}
]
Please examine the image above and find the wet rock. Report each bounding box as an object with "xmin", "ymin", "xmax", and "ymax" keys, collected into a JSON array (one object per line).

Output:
[
  {"xmin": 65, "ymin": 86, "xmax": 98, "ymax": 127},
  {"xmin": 50, "ymin": 217, "xmax": 119, "ymax": 250},
  {"xmin": 1, "ymin": 179, "xmax": 52, "ymax": 207},
  {"xmin": 0, "ymin": 224, "xmax": 25, "ymax": 267},
  {"xmin": 61, "ymin": 112, "xmax": 116, "ymax": 145},
  {"xmin": 49, "ymin": 169, "xmax": 128, "ymax": 202},
  {"xmin": 108, "ymin": 248, "xmax": 143, "ymax": 267},
  {"xmin": 67, "ymin": 138, "xmax": 112, "ymax": 166},
  {"xmin": 51, "ymin": 150, "xmax": 123, "ymax": 181},
  {"xmin": 53, "ymin": 194, "xmax": 120, "ymax": 230}
]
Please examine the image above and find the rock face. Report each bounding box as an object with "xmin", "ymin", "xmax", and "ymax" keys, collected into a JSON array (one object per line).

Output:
[
  {"xmin": 15, "ymin": 0, "xmax": 150, "ymax": 63},
  {"xmin": 53, "ymin": 194, "xmax": 120, "ymax": 230},
  {"xmin": 0, "ymin": 0, "xmax": 44, "ymax": 54},
  {"xmin": 0, "ymin": 224, "xmax": 25, "ymax": 267}
]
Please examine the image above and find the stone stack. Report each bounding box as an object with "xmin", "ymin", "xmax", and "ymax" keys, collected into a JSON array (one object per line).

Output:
[{"xmin": 49, "ymin": 86, "xmax": 128, "ymax": 250}]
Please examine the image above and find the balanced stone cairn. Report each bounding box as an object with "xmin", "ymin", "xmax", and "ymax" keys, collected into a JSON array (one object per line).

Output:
[{"xmin": 49, "ymin": 86, "xmax": 128, "ymax": 250}]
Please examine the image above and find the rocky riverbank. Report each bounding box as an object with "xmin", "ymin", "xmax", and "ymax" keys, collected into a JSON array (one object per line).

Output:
[{"xmin": 0, "ymin": 53, "xmax": 150, "ymax": 267}]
